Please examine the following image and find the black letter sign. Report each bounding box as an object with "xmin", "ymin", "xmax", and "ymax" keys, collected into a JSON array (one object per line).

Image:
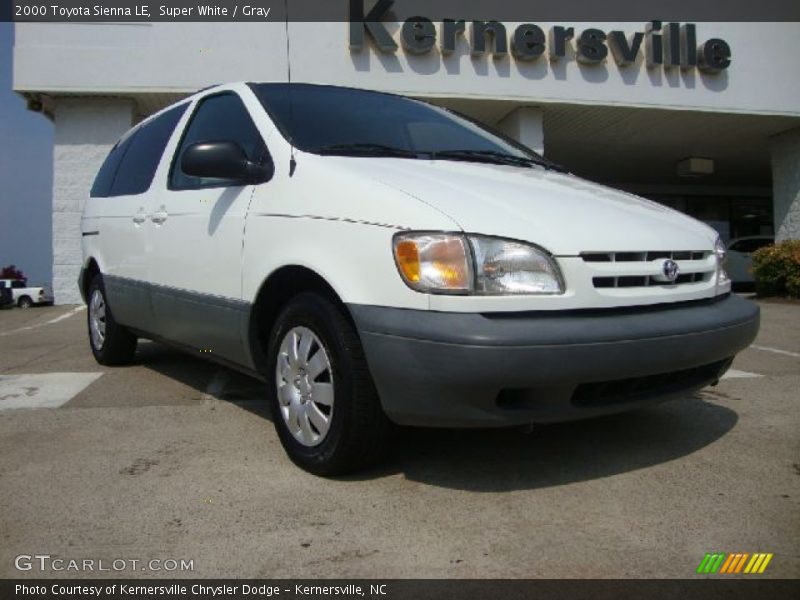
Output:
[
  {"xmin": 699, "ymin": 38, "xmax": 731, "ymax": 72},
  {"xmin": 441, "ymin": 19, "xmax": 466, "ymax": 55},
  {"xmin": 680, "ymin": 24, "xmax": 697, "ymax": 68},
  {"xmin": 402, "ymin": 17, "xmax": 436, "ymax": 54},
  {"xmin": 577, "ymin": 29, "xmax": 608, "ymax": 64},
  {"xmin": 512, "ymin": 24, "xmax": 546, "ymax": 61},
  {"xmin": 349, "ymin": 0, "xmax": 398, "ymax": 53},
  {"xmin": 471, "ymin": 21, "xmax": 508, "ymax": 57},
  {"xmin": 549, "ymin": 26, "xmax": 574, "ymax": 60},
  {"xmin": 608, "ymin": 31, "xmax": 643, "ymax": 66}
]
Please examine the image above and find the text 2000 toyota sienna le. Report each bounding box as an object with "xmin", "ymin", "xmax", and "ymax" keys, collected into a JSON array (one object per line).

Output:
[{"xmin": 80, "ymin": 82, "xmax": 759, "ymax": 474}]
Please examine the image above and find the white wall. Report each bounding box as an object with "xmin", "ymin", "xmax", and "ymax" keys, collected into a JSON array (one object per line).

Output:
[
  {"xmin": 771, "ymin": 127, "xmax": 800, "ymax": 241},
  {"xmin": 13, "ymin": 23, "xmax": 290, "ymax": 93},
  {"xmin": 496, "ymin": 107, "xmax": 544, "ymax": 155},
  {"xmin": 52, "ymin": 98, "xmax": 133, "ymax": 304},
  {"xmin": 13, "ymin": 22, "xmax": 800, "ymax": 117}
]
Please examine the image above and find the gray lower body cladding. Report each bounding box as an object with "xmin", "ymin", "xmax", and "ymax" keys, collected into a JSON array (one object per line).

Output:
[
  {"xmin": 348, "ymin": 294, "xmax": 760, "ymax": 427},
  {"xmin": 81, "ymin": 267, "xmax": 759, "ymax": 427},
  {"xmin": 100, "ymin": 274, "xmax": 253, "ymax": 369}
]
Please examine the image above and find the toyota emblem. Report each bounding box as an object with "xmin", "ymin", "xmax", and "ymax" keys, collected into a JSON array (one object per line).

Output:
[{"xmin": 662, "ymin": 259, "xmax": 680, "ymax": 282}]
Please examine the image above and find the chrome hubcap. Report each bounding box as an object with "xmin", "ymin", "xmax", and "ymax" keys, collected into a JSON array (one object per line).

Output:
[
  {"xmin": 275, "ymin": 326, "xmax": 334, "ymax": 447},
  {"xmin": 89, "ymin": 289, "xmax": 106, "ymax": 350}
]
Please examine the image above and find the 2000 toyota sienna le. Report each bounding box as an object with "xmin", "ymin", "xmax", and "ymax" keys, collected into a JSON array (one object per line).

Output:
[{"xmin": 81, "ymin": 82, "xmax": 759, "ymax": 474}]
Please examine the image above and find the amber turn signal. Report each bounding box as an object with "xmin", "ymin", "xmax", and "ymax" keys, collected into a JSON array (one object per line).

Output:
[{"xmin": 392, "ymin": 233, "xmax": 471, "ymax": 293}]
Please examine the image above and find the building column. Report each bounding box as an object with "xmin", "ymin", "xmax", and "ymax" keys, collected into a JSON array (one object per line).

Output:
[
  {"xmin": 771, "ymin": 126, "xmax": 800, "ymax": 242},
  {"xmin": 496, "ymin": 107, "xmax": 544, "ymax": 156},
  {"xmin": 52, "ymin": 97, "xmax": 134, "ymax": 304}
]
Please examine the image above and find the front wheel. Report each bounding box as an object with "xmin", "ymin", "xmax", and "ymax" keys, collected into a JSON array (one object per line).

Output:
[
  {"xmin": 87, "ymin": 274, "xmax": 137, "ymax": 366},
  {"xmin": 265, "ymin": 293, "xmax": 391, "ymax": 475}
]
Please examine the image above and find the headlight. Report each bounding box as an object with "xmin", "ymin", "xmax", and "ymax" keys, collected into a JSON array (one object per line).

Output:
[
  {"xmin": 714, "ymin": 236, "xmax": 727, "ymax": 263},
  {"xmin": 393, "ymin": 232, "xmax": 564, "ymax": 295},
  {"xmin": 470, "ymin": 235, "xmax": 563, "ymax": 294},
  {"xmin": 715, "ymin": 236, "xmax": 730, "ymax": 284}
]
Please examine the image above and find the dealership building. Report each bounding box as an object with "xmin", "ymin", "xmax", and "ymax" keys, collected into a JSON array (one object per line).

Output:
[{"xmin": 12, "ymin": 18, "xmax": 800, "ymax": 304}]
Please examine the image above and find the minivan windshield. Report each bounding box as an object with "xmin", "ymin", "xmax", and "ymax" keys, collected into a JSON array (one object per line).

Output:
[{"xmin": 248, "ymin": 83, "xmax": 563, "ymax": 171}]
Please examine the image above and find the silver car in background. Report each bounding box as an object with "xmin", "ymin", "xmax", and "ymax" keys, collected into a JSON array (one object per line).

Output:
[{"xmin": 727, "ymin": 236, "xmax": 774, "ymax": 286}]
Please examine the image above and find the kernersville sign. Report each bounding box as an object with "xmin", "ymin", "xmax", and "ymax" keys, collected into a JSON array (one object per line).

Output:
[{"xmin": 348, "ymin": 0, "xmax": 731, "ymax": 73}]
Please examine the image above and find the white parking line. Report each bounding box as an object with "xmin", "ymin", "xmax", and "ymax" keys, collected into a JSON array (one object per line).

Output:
[
  {"xmin": 0, "ymin": 372, "xmax": 103, "ymax": 410},
  {"xmin": 721, "ymin": 369, "xmax": 763, "ymax": 380},
  {"xmin": 0, "ymin": 305, "xmax": 85, "ymax": 337},
  {"xmin": 751, "ymin": 344, "xmax": 800, "ymax": 359}
]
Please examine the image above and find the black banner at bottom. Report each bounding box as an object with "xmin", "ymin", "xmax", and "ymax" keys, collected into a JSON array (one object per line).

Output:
[{"xmin": 2, "ymin": 580, "xmax": 799, "ymax": 600}]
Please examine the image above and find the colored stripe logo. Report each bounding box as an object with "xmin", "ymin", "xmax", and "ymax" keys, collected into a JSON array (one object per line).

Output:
[{"xmin": 696, "ymin": 552, "xmax": 773, "ymax": 574}]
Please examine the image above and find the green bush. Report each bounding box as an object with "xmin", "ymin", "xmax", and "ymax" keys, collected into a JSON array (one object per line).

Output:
[{"xmin": 751, "ymin": 240, "xmax": 800, "ymax": 298}]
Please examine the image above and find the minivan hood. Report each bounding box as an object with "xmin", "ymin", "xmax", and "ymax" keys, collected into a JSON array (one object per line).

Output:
[{"xmin": 332, "ymin": 157, "xmax": 717, "ymax": 255}]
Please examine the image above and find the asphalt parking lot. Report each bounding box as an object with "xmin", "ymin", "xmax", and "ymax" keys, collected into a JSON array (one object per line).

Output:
[{"xmin": 0, "ymin": 297, "xmax": 798, "ymax": 579}]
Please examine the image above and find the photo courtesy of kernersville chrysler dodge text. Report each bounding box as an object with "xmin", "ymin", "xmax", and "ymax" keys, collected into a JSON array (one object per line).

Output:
[{"xmin": 80, "ymin": 82, "xmax": 759, "ymax": 475}]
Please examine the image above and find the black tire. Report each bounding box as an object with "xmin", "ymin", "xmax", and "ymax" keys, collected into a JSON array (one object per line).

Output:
[
  {"xmin": 18, "ymin": 296, "xmax": 33, "ymax": 309},
  {"xmin": 87, "ymin": 274, "xmax": 137, "ymax": 366},
  {"xmin": 265, "ymin": 293, "xmax": 391, "ymax": 475}
]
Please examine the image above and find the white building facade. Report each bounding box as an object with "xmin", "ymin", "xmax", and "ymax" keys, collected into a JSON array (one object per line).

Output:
[{"xmin": 12, "ymin": 19, "xmax": 800, "ymax": 303}]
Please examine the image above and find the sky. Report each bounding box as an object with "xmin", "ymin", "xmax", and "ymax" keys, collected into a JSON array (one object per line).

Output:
[{"xmin": 0, "ymin": 22, "xmax": 54, "ymax": 286}]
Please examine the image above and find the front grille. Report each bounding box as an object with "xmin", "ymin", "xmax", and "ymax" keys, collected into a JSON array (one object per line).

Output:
[
  {"xmin": 594, "ymin": 272, "xmax": 708, "ymax": 288},
  {"xmin": 582, "ymin": 251, "xmax": 709, "ymax": 262},
  {"xmin": 581, "ymin": 250, "xmax": 714, "ymax": 289},
  {"xmin": 572, "ymin": 359, "xmax": 731, "ymax": 407}
]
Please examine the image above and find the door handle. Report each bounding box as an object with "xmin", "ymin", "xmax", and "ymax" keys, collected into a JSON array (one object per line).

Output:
[
  {"xmin": 151, "ymin": 208, "xmax": 168, "ymax": 225},
  {"xmin": 132, "ymin": 210, "xmax": 147, "ymax": 225}
]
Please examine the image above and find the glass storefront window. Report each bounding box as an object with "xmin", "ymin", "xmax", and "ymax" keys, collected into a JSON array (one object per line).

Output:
[
  {"xmin": 686, "ymin": 198, "xmax": 731, "ymax": 243},
  {"xmin": 645, "ymin": 194, "xmax": 773, "ymax": 245},
  {"xmin": 730, "ymin": 198, "xmax": 774, "ymax": 239}
]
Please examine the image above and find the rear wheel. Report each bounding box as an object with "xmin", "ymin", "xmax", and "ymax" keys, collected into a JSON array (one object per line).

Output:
[
  {"xmin": 265, "ymin": 293, "xmax": 391, "ymax": 475},
  {"xmin": 87, "ymin": 274, "xmax": 137, "ymax": 365},
  {"xmin": 18, "ymin": 296, "xmax": 33, "ymax": 309}
]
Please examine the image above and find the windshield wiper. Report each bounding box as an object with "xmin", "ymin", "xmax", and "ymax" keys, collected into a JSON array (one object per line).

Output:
[
  {"xmin": 430, "ymin": 149, "xmax": 565, "ymax": 171},
  {"xmin": 311, "ymin": 143, "xmax": 422, "ymax": 159},
  {"xmin": 310, "ymin": 144, "xmax": 567, "ymax": 171}
]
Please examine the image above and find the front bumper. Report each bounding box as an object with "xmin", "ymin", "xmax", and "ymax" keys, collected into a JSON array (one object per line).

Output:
[{"xmin": 349, "ymin": 294, "xmax": 759, "ymax": 427}]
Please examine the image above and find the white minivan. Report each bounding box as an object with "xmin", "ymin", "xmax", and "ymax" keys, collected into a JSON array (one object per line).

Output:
[{"xmin": 81, "ymin": 82, "xmax": 759, "ymax": 474}]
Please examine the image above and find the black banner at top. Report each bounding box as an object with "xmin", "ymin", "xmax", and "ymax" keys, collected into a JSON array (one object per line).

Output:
[{"xmin": 6, "ymin": 0, "xmax": 800, "ymax": 23}]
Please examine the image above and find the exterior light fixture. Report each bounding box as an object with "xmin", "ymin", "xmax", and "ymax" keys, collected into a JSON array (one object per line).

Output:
[{"xmin": 677, "ymin": 157, "xmax": 715, "ymax": 177}]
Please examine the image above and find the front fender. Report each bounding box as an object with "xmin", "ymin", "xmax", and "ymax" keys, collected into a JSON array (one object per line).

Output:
[{"xmin": 242, "ymin": 216, "xmax": 429, "ymax": 310}]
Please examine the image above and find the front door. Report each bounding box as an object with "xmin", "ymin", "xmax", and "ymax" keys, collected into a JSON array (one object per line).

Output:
[{"xmin": 148, "ymin": 92, "xmax": 272, "ymax": 366}]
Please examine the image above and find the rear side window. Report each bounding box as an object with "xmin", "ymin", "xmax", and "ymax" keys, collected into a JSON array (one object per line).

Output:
[
  {"xmin": 170, "ymin": 93, "xmax": 269, "ymax": 190},
  {"xmin": 110, "ymin": 104, "xmax": 188, "ymax": 196},
  {"xmin": 90, "ymin": 138, "xmax": 130, "ymax": 197},
  {"xmin": 90, "ymin": 103, "xmax": 188, "ymax": 198}
]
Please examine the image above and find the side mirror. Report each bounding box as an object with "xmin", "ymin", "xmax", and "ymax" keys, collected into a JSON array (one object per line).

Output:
[{"xmin": 181, "ymin": 141, "xmax": 273, "ymax": 184}]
